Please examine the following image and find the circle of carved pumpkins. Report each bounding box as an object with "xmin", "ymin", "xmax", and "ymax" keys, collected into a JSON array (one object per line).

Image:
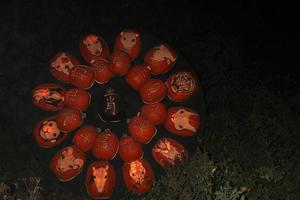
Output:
[{"xmin": 31, "ymin": 30, "xmax": 205, "ymax": 199}]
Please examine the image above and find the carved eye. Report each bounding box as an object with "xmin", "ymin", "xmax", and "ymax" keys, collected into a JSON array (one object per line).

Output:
[
  {"xmin": 65, "ymin": 65, "xmax": 69, "ymax": 69},
  {"xmin": 93, "ymin": 175, "xmax": 96, "ymax": 179},
  {"xmin": 104, "ymin": 175, "xmax": 108, "ymax": 179},
  {"xmin": 123, "ymin": 37, "xmax": 126, "ymax": 40},
  {"xmin": 179, "ymin": 125, "xmax": 183, "ymax": 129},
  {"xmin": 56, "ymin": 65, "xmax": 60, "ymax": 68},
  {"xmin": 49, "ymin": 123, "xmax": 53, "ymax": 127},
  {"xmin": 131, "ymin": 39, "xmax": 135, "ymax": 42},
  {"xmin": 180, "ymin": 110, "xmax": 184, "ymax": 114},
  {"xmin": 53, "ymin": 133, "xmax": 57, "ymax": 137},
  {"xmin": 61, "ymin": 155, "xmax": 65, "ymax": 159},
  {"xmin": 69, "ymin": 165, "xmax": 74, "ymax": 168}
]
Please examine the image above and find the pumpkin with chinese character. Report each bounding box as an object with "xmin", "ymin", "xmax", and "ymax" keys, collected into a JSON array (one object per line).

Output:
[
  {"xmin": 164, "ymin": 107, "xmax": 200, "ymax": 137},
  {"xmin": 119, "ymin": 135, "xmax": 144, "ymax": 162},
  {"xmin": 91, "ymin": 59, "xmax": 113, "ymax": 84},
  {"xmin": 50, "ymin": 52, "xmax": 80, "ymax": 83},
  {"xmin": 33, "ymin": 116, "xmax": 67, "ymax": 148},
  {"xmin": 86, "ymin": 161, "xmax": 116, "ymax": 200},
  {"xmin": 144, "ymin": 44, "xmax": 177, "ymax": 75},
  {"xmin": 69, "ymin": 65, "xmax": 94, "ymax": 90},
  {"xmin": 152, "ymin": 137, "xmax": 188, "ymax": 167},
  {"xmin": 50, "ymin": 145, "xmax": 86, "ymax": 182},
  {"xmin": 56, "ymin": 108, "xmax": 83, "ymax": 133},
  {"xmin": 140, "ymin": 103, "xmax": 167, "ymax": 125},
  {"xmin": 73, "ymin": 125, "xmax": 98, "ymax": 152},
  {"xmin": 64, "ymin": 88, "xmax": 91, "ymax": 111},
  {"xmin": 139, "ymin": 79, "xmax": 166, "ymax": 104},
  {"xmin": 92, "ymin": 129, "xmax": 119, "ymax": 160},
  {"xmin": 114, "ymin": 29, "xmax": 141, "ymax": 60},
  {"xmin": 122, "ymin": 159, "xmax": 155, "ymax": 195},
  {"xmin": 166, "ymin": 71, "xmax": 198, "ymax": 102},
  {"xmin": 125, "ymin": 64, "xmax": 151, "ymax": 91},
  {"xmin": 32, "ymin": 83, "xmax": 65, "ymax": 111},
  {"xmin": 108, "ymin": 50, "xmax": 131, "ymax": 76},
  {"xmin": 128, "ymin": 115, "xmax": 156, "ymax": 144},
  {"xmin": 80, "ymin": 34, "xmax": 110, "ymax": 64}
]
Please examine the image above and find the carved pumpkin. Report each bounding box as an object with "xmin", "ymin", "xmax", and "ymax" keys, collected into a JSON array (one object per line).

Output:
[
  {"xmin": 140, "ymin": 103, "xmax": 167, "ymax": 125},
  {"xmin": 114, "ymin": 29, "xmax": 141, "ymax": 60},
  {"xmin": 64, "ymin": 88, "xmax": 91, "ymax": 111},
  {"xmin": 128, "ymin": 115, "xmax": 156, "ymax": 144},
  {"xmin": 166, "ymin": 71, "xmax": 198, "ymax": 102},
  {"xmin": 122, "ymin": 159, "xmax": 155, "ymax": 195},
  {"xmin": 119, "ymin": 135, "xmax": 144, "ymax": 162},
  {"xmin": 108, "ymin": 50, "xmax": 131, "ymax": 76},
  {"xmin": 80, "ymin": 34, "xmax": 110, "ymax": 64},
  {"xmin": 139, "ymin": 79, "xmax": 166, "ymax": 104},
  {"xmin": 50, "ymin": 52, "xmax": 80, "ymax": 83},
  {"xmin": 73, "ymin": 125, "xmax": 98, "ymax": 152},
  {"xmin": 91, "ymin": 59, "xmax": 113, "ymax": 84},
  {"xmin": 69, "ymin": 65, "xmax": 94, "ymax": 90},
  {"xmin": 125, "ymin": 64, "xmax": 151, "ymax": 91},
  {"xmin": 33, "ymin": 116, "xmax": 67, "ymax": 148},
  {"xmin": 56, "ymin": 108, "xmax": 83, "ymax": 133},
  {"xmin": 152, "ymin": 137, "xmax": 188, "ymax": 167},
  {"xmin": 92, "ymin": 129, "xmax": 119, "ymax": 160},
  {"xmin": 50, "ymin": 145, "xmax": 86, "ymax": 182},
  {"xmin": 86, "ymin": 161, "xmax": 116, "ymax": 200},
  {"xmin": 144, "ymin": 44, "xmax": 177, "ymax": 75},
  {"xmin": 32, "ymin": 83, "xmax": 65, "ymax": 111},
  {"xmin": 164, "ymin": 106, "xmax": 200, "ymax": 136}
]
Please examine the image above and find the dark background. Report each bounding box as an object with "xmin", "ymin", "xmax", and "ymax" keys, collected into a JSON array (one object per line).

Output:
[{"xmin": 0, "ymin": 0, "xmax": 299, "ymax": 199}]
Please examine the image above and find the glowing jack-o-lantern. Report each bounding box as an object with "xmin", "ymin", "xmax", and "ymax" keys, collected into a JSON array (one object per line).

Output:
[
  {"xmin": 152, "ymin": 137, "xmax": 188, "ymax": 167},
  {"xmin": 50, "ymin": 52, "xmax": 80, "ymax": 83},
  {"xmin": 114, "ymin": 29, "xmax": 141, "ymax": 60},
  {"xmin": 64, "ymin": 88, "xmax": 91, "ymax": 111},
  {"xmin": 33, "ymin": 116, "xmax": 67, "ymax": 148},
  {"xmin": 32, "ymin": 83, "xmax": 65, "ymax": 111},
  {"xmin": 86, "ymin": 161, "xmax": 116, "ymax": 200},
  {"xmin": 122, "ymin": 159, "xmax": 155, "ymax": 195},
  {"xmin": 73, "ymin": 125, "xmax": 98, "ymax": 152},
  {"xmin": 80, "ymin": 34, "xmax": 110, "ymax": 64},
  {"xmin": 69, "ymin": 65, "xmax": 95, "ymax": 90},
  {"xmin": 164, "ymin": 107, "xmax": 200, "ymax": 137},
  {"xmin": 166, "ymin": 71, "xmax": 198, "ymax": 102},
  {"xmin": 50, "ymin": 145, "xmax": 86, "ymax": 182},
  {"xmin": 144, "ymin": 44, "xmax": 177, "ymax": 75},
  {"xmin": 56, "ymin": 107, "xmax": 83, "ymax": 133}
]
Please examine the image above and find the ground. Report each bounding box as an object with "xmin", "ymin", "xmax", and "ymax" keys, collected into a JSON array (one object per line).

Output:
[{"xmin": 0, "ymin": 1, "xmax": 299, "ymax": 200}]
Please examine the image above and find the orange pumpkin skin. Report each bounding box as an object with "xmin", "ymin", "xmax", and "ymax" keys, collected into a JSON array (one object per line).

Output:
[
  {"xmin": 91, "ymin": 59, "xmax": 113, "ymax": 84},
  {"xmin": 69, "ymin": 65, "xmax": 95, "ymax": 90},
  {"xmin": 166, "ymin": 71, "xmax": 198, "ymax": 102},
  {"xmin": 119, "ymin": 136, "xmax": 144, "ymax": 162},
  {"xmin": 56, "ymin": 108, "xmax": 83, "ymax": 133},
  {"xmin": 125, "ymin": 64, "xmax": 151, "ymax": 91},
  {"xmin": 139, "ymin": 79, "xmax": 166, "ymax": 104},
  {"xmin": 86, "ymin": 161, "xmax": 116, "ymax": 200},
  {"xmin": 152, "ymin": 137, "xmax": 188, "ymax": 167},
  {"xmin": 114, "ymin": 29, "xmax": 141, "ymax": 60},
  {"xmin": 50, "ymin": 145, "xmax": 86, "ymax": 182},
  {"xmin": 122, "ymin": 159, "xmax": 155, "ymax": 195},
  {"xmin": 108, "ymin": 50, "xmax": 131, "ymax": 76},
  {"xmin": 164, "ymin": 107, "xmax": 200, "ymax": 137},
  {"xmin": 50, "ymin": 52, "xmax": 80, "ymax": 83},
  {"xmin": 128, "ymin": 115, "xmax": 156, "ymax": 144},
  {"xmin": 80, "ymin": 34, "xmax": 110, "ymax": 64},
  {"xmin": 92, "ymin": 129, "xmax": 119, "ymax": 160},
  {"xmin": 33, "ymin": 116, "xmax": 67, "ymax": 148},
  {"xmin": 140, "ymin": 103, "xmax": 167, "ymax": 125},
  {"xmin": 144, "ymin": 44, "xmax": 177, "ymax": 75},
  {"xmin": 32, "ymin": 83, "xmax": 65, "ymax": 111},
  {"xmin": 64, "ymin": 88, "xmax": 91, "ymax": 111},
  {"xmin": 73, "ymin": 125, "xmax": 98, "ymax": 153}
]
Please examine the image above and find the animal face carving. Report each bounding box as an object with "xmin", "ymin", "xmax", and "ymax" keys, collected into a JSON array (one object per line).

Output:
[
  {"xmin": 119, "ymin": 31, "xmax": 139, "ymax": 53},
  {"xmin": 51, "ymin": 53, "xmax": 75, "ymax": 75},
  {"xmin": 33, "ymin": 88, "xmax": 64, "ymax": 106},
  {"xmin": 83, "ymin": 35, "xmax": 103, "ymax": 56},
  {"xmin": 152, "ymin": 44, "xmax": 176, "ymax": 65},
  {"xmin": 171, "ymin": 72, "xmax": 196, "ymax": 93},
  {"xmin": 153, "ymin": 139, "xmax": 182, "ymax": 164},
  {"xmin": 56, "ymin": 147, "xmax": 84, "ymax": 172},
  {"xmin": 92, "ymin": 166, "xmax": 109, "ymax": 193},
  {"xmin": 39, "ymin": 120, "xmax": 60, "ymax": 142},
  {"xmin": 171, "ymin": 109, "xmax": 198, "ymax": 132},
  {"xmin": 129, "ymin": 161, "xmax": 146, "ymax": 184}
]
